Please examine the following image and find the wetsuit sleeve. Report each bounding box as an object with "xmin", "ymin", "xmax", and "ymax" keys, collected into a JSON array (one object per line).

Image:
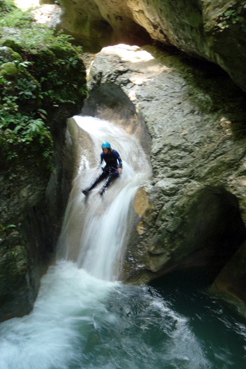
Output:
[{"xmin": 114, "ymin": 150, "xmax": 122, "ymax": 168}]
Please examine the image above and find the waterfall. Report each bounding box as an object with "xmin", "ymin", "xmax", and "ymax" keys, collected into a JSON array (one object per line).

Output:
[
  {"xmin": 57, "ymin": 115, "xmax": 151, "ymax": 281},
  {"xmin": 1, "ymin": 117, "xmax": 246, "ymax": 369}
]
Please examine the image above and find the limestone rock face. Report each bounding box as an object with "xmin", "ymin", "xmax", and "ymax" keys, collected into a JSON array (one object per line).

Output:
[
  {"xmin": 84, "ymin": 44, "xmax": 246, "ymax": 306},
  {"xmin": 59, "ymin": 0, "xmax": 246, "ymax": 91}
]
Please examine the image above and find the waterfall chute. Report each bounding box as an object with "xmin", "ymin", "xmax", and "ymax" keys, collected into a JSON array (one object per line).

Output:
[
  {"xmin": 57, "ymin": 116, "xmax": 151, "ymax": 281},
  {"xmin": 1, "ymin": 118, "xmax": 245, "ymax": 369}
]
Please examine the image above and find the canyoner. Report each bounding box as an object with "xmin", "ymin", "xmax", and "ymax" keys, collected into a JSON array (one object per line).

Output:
[
  {"xmin": 81, "ymin": 141, "xmax": 123, "ymax": 197},
  {"xmin": 58, "ymin": 115, "xmax": 151, "ymax": 281},
  {"xmin": 0, "ymin": 116, "xmax": 246, "ymax": 369}
]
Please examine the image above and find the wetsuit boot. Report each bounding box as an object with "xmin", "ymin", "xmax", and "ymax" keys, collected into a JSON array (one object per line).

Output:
[
  {"xmin": 99, "ymin": 186, "xmax": 106, "ymax": 196},
  {"xmin": 82, "ymin": 189, "xmax": 90, "ymax": 196}
]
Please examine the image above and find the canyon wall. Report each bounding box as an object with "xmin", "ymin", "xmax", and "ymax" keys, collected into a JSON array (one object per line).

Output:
[
  {"xmin": 81, "ymin": 44, "xmax": 246, "ymax": 313},
  {"xmin": 59, "ymin": 0, "xmax": 246, "ymax": 91}
]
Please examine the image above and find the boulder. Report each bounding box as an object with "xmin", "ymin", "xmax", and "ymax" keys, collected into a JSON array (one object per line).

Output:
[{"xmin": 83, "ymin": 45, "xmax": 246, "ymax": 311}]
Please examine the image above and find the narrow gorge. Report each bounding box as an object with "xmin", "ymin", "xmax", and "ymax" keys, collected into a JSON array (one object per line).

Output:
[{"xmin": 1, "ymin": 0, "xmax": 246, "ymax": 367}]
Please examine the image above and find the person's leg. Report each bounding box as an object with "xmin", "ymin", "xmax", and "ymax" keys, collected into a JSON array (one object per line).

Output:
[
  {"xmin": 99, "ymin": 170, "xmax": 119, "ymax": 195},
  {"xmin": 82, "ymin": 170, "xmax": 108, "ymax": 195}
]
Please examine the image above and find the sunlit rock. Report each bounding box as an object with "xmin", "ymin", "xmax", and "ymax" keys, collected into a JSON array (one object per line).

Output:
[
  {"xmin": 84, "ymin": 44, "xmax": 246, "ymax": 315},
  {"xmin": 58, "ymin": 0, "xmax": 246, "ymax": 91},
  {"xmin": 32, "ymin": 4, "xmax": 62, "ymax": 28}
]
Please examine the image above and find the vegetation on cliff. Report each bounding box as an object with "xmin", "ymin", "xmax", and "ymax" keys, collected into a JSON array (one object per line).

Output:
[
  {"xmin": 0, "ymin": 0, "xmax": 86, "ymax": 174},
  {"xmin": 0, "ymin": 0, "xmax": 87, "ymax": 321}
]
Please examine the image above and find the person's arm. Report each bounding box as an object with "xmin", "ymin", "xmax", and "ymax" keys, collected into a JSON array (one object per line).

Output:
[{"xmin": 114, "ymin": 150, "xmax": 122, "ymax": 174}]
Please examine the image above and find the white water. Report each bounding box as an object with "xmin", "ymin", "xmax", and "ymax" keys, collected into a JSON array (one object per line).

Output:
[
  {"xmin": 0, "ymin": 262, "xmax": 117, "ymax": 369},
  {"xmin": 1, "ymin": 116, "xmax": 245, "ymax": 369},
  {"xmin": 0, "ymin": 261, "xmax": 213, "ymax": 369},
  {"xmin": 0, "ymin": 116, "xmax": 154, "ymax": 368},
  {"xmin": 57, "ymin": 116, "xmax": 151, "ymax": 281}
]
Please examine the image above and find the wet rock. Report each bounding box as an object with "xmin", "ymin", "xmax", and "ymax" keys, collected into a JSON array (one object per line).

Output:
[
  {"xmin": 211, "ymin": 242, "xmax": 246, "ymax": 317},
  {"xmin": 59, "ymin": 0, "xmax": 246, "ymax": 91},
  {"xmin": 0, "ymin": 28, "xmax": 87, "ymax": 321},
  {"xmin": 85, "ymin": 44, "xmax": 246, "ymax": 312}
]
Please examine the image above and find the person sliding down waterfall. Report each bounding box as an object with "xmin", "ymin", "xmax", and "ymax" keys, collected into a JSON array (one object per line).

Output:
[{"xmin": 82, "ymin": 141, "xmax": 123, "ymax": 196}]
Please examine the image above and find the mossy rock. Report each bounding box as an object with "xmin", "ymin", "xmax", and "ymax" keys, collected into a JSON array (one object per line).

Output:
[
  {"xmin": 0, "ymin": 62, "xmax": 41, "ymax": 112},
  {"xmin": 1, "ymin": 38, "xmax": 23, "ymax": 54},
  {"xmin": 0, "ymin": 3, "xmax": 87, "ymax": 321},
  {"xmin": 0, "ymin": 61, "xmax": 20, "ymax": 78},
  {"xmin": 0, "ymin": 45, "xmax": 22, "ymax": 63},
  {"xmin": 29, "ymin": 45, "xmax": 86, "ymax": 107},
  {"xmin": 0, "ymin": 230, "xmax": 35, "ymax": 321}
]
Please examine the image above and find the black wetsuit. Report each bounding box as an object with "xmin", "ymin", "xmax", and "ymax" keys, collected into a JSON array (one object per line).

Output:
[{"xmin": 86, "ymin": 149, "xmax": 122, "ymax": 194}]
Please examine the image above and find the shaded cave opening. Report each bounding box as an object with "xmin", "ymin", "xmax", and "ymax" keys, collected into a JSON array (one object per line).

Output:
[{"xmin": 154, "ymin": 186, "xmax": 246, "ymax": 290}]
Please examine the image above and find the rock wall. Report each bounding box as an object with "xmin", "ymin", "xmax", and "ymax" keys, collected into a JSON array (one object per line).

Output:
[
  {"xmin": 210, "ymin": 241, "xmax": 246, "ymax": 316},
  {"xmin": 83, "ymin": 44, "xmax": 246, "ymax": 311},
  {"xmin": 0, "ymin": 25, "xmax": 87, "ymax": 321},
  {"xmin": 0, "ymin": 102, "xmax": 85, "ymax": 322},
  {"xmin": 58, "ymin": 0, "xmax": 246, "ymax": 91}
]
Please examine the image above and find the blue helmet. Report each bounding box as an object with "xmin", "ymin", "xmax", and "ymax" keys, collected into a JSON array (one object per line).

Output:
[{"xmin": 101, "ymin": 141, "xmax": 111, "ymax": 149}]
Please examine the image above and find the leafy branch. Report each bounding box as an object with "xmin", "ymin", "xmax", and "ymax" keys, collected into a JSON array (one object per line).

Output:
[{"xmin": 217, "ymin": 5, "xmax": 246, "ymax": 32}]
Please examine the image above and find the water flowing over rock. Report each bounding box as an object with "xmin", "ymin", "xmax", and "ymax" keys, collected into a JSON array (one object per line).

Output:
[
  {"xmin": 59, "ymin": 0, "xmax": 246, "ymax": 91},
  {"xmin": 83, "ymin": 44, "xmax": 246, "ymax": 311},
  {"xmin": 57, "ymin": 116, "xmax": 151, "ymax": 282}
]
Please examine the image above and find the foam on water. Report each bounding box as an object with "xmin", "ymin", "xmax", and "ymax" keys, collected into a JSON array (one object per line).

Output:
[
  {"xmin": 0, "ymin": 261, "xmax": 117, "ymax": 369},
  {"xmin": 0, "ymin": 261, "xmax": 209, "ymax": 369},
  {"xmin": 57, "ymin": 116, "xmax": 151, "ymax": 280},
  {"xmin": 1, "ymin": 117, "xmax": 246, "ymax": 369}
]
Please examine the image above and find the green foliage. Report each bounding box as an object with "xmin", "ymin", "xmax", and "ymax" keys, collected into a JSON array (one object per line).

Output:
[
  {"xmin": 0, "ymin": 0, "xmax": 33, "ymax": 28},
  {"xmin": 37, "ymin": 47, "xmax": 86, "ymax": 104},
  {"xmin": 0, "ymin": 57, "xmax": 51, "ymax": 166},
  {"xmin": 217, "ymin": 5, "xmax": 246, "ymax": 32},
  {"xmin": 0, "ymin": 109, "xmax": 53, "ymax": 163},
  {"xmin": 0, "ymin": 1, "xmax": 87, "ymax": 170},
  {"xmin": 0, "ymin": 224, "xmax": 16, "ymax": 232},
  {"xmin": 1, "ymin": 112, "xmax": 48, "ymax": 143},
  {"xmin": 0, "ymin": 28, "xmax": 87, "ymax": 106},
  {"xmin": 16, "ymin": 77, "xmax": 38, "ymax": 100},
  {"xmin": 0, "ymin": 0, "xmax": 15, "ymax": 14}
]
